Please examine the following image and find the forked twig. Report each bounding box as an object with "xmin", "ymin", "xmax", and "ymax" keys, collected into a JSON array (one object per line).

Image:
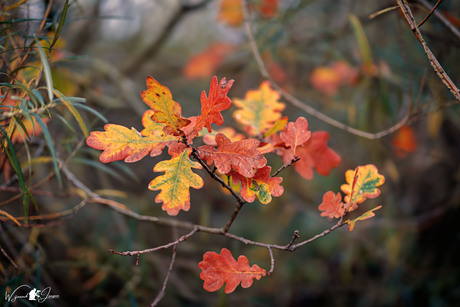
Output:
[
  {"xmin": 396, "ymin": 0, "xmax": 460, "ymax": 101},
  {"xmin": 151, "ymin": 245, "xmax": 178, "ymax": 307}
]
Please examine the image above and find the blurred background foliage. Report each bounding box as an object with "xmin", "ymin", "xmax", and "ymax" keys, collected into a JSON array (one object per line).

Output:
[{"xmin": 1, "ymin": 0, "xmax": 460, "ymax": 306}]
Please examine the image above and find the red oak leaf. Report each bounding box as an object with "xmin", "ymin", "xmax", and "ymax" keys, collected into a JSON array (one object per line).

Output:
[
  {"xmin": 198, "ymin": 133, "xmax": 267, "ymax": 178},
  {"xmin": 186, "ymin": 76, "xmax": 234, "ymax": 139},
  {"xmin": 230, "ymin": 166, "xmax": 283, "ymax": 204},
  {"xmin": 279, "ymin": 117, "xmax": 311, "ymax": 155},
  {"xmin": 282, "ymin": 131, "xmax": 341, "ymax": 180},
  {"xmin": 318, "ymin": 191, "xmax": 345, "ymax": 218},
  {"xmin": 199, "ymin": 248, "xmax": 266, "ymax": 294}
]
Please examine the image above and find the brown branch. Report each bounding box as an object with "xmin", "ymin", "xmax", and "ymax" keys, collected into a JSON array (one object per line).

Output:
[
  {"xmin": 109, "ymin": 227, "xmax": 198, "ymax": 257},
  {"xmin": 267, "ymin": 247, "xmax": 274, "ymax": 275},
  {"xmin": 151, "ymin": 245, "xmax": 177, "ymax": 307},
  {"xmin": 1, "ymin": 246, "xmax": 18, "ymax": 270},
  {"xmin": 241, "ymin": 0, "xmax": 411, "ymax": 140},
  {"xmin": 417, "ymin": 0, "xmax": 460, "ymax": 40},
  {"xmin": 417, "ymin": 0, "xmax": 443, "ymax": 27},
  {"xmin": 396, "ymin": 0, "xmax": 460, "ymax": 101},
  {"xmin": 272, "ymin": 157, "xmax": 300, "ymax": 177}
]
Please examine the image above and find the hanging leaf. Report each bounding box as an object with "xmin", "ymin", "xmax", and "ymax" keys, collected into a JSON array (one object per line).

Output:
[
  {"xmin": 86, "ymin": 124, "xmax": 178, "ymax": 163},
  {"xmin": 280, "ymin": 117, "xmax": 311, "ymax": 155},
  {"xmin": 229, "ymin": 166, "xmax": 283, "ymax": 204},
  {"xmin": 233, "ymin": 81, "xmax": 285, "ymax": 136},
  {"xmin": 340, "ymin": 164, "xmax": 385, "ymax": 205},
  {"xmin": 282, "ymin": 131, "xmax": 341, "ymax": 180},
  {"xmin": 391, "ymin": 125, "xmax": 418, "ymax": 157},
  {"xmin": 148, "ymin": 144, "xmax": 203, "ymax": 216},
  {"xmin": 345, "ymin": 205, "xmax": 382, "ymax": 231},
  {"xmin": 318, "ymin": 191, "xmax": 345, "ymax": 218},
  {"xmin": 140, "ymin": 76, "xmax": 190, "ymax": 134},
  {"xmin": 198, "ymin": 133, "xmax": 267, "ymax": 178},
  {"xmin": 199, "ymin": 248, "xmax": 266, "ymax": 293},
  {"xmin": 187, "ymin": 76, "xmax": 234, "ymax": 138}
]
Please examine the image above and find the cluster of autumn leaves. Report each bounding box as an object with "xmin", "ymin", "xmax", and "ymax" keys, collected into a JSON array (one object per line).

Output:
[{"xmin": 86, "ymin": 75, "xmax": 385, "ymax": 293}]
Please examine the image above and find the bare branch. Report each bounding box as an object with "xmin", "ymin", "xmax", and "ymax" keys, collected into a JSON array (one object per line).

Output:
[
  {"xmin": 151, "ymin": 245, "xmax": 178, "ymax": 307},
  {"xmin": 417, "ymin": 0, "xmax": 460, "ymax": 41},
  {"xmin": 267, "ymin": 247, "xmax": 274, "ymax": 275},
  {"xmin": 396, "ymin": 0, "xmax": 460, "ymax": 101},
  {"xmin": 418, "ymin": 0, "xmax": 443, "ymax": 28}
]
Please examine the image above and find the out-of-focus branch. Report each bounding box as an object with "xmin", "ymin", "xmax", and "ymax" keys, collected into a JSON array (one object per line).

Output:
[
  {"xmin": 120, "ymin": 0, "xmax": 212, "ymax": 75},
  {"xmin": 241, "ymin": 0, "xmax": 411, "ymax": 140}
]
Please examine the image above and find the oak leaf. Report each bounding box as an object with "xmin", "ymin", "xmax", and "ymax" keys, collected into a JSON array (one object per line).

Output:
[
  {"xmin": 148, "ymin": 144, "xmax": 203, "ymax": 216},
  {"xmin": 199, "ymin": 248, "xmax": 266, "ymax": 293},
  {"xmin": 340, "ymin": 164, "xmax": 385, "ymax": 205},
  {"xmin": 218, "ymin": 0, "xmax": 244, "ymax": 27},
  {"xmin": 345, "ymin": 205, "xmax": 382, "ymax": 231},
  {"xmin": 86, "ymin": 124, "xmax": 178, "ymax": 163},
  {"xmin": 391, "ymin": 125, "xmax": 417, "ymax": 157},
  {"xmin": 230, "ymin": 166, "xmax": 283, "ymax": 204},
  {"xmin": 198, "ymin": 133, "xmax": 267, "ymax": 178},
  {"xmin": 233, "ymin": 81, "xmax": 285, "ymax": 136},
  {"xmin": 202, "ymin": 127, "xmax": 245, "ymax": 146},
  {"xmin": 140, "ymin": 76, "xmax": 190, "ymax": 134},
  {"xmin": 280, "ymin": 117, "xmax": 311, "ymax": 155},
  {"xmin": 140, "ymin": 109, "xmax": 165, "ymax": 137},
  {"xmin": 318, "ymin": 191, "xmax": 345, "ymax": 218},
  {"xmin": 183, "ymin": 43, "xmax": 235, "ymax": 80},
  {"xmin": 282, "ymin": 131, "xmax": 341, "ymax": 180}
]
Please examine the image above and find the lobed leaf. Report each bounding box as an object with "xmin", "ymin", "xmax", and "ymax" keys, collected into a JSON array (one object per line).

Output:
[
  {"xmin": 318, "ymin": 191, "xmax": 345, "ymax": 218},
  {"xmin": 345, "ymin": 205, "xmax": 382, "ymax": 231},
  {"xmin": 229, "ymin": 166, "xmax": 283, "ymax": 204},
  {"xmin": 186, "ymin": 76, "xmax": 234, "ymax": 139},
  {"xmin": 86, "ymin": 124, "xmax": 178, "ymax": 163},
  {"xmin": 340, "ymin": 164, "xmax": 385, "ymax": 205},
  {"xmin": 233, "ymin": 81, "xmax": 285, "ymax": 136},
  {"xmin": 198, "ymin": 133, "xmax": 266, "ymax": 178},
  {"xmin": 282, "ymin": 131, "xmax": 341, "ymax": 180},
  {"xmin": 140, "ymin": 76, "xmax": 190, "ymax": 134},
  {"xmin": 148, "ymin": 144, "xmax": 204, "ymax": 216},
  {"xmin": 199, "ymin": 248, "xmax": 266, "ymax": 293},
  {"xmin": 280, "ymin": 117, "xmax": 311, "ymax": 155}
]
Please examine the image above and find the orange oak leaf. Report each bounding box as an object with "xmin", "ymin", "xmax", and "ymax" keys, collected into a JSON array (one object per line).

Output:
[
  {"xmin": 199, "ymin": 248, "xmax": 266, "ymax": 293},
  {"xmin": 280, "ymin": 117, "xmax": 311, "ymax": 155},
  {"xmin": 86, "ymin": 124, "xmax": 178, "ymax": 163},
  {"xmin": 229, "ymin": 166, "xmax": 283, "ymax": 204},
  {"xmin": 282, "ymin": 131, "xmax": 341, "ymax": 180},
  {"xmin": 340, "ymin": 164, "xmax": 385, "ymax": 205},
  {"xmin": 202, "ymin": 127, "xmax": 245, "ymax": 146},
  {"xmin": 233, "ymin": 81, "xmax": 285, "ymax": 137},
  {"xmin": 218, "ymin": 0, "xmax": 244, "ymax": 27},
  {"xmin": 140, "ymin": 76, "xmax": 190, "ymax": 134},
  {"xmin": 183, "ymin": 43, "xmax": 235, "ymax": 80},
  {"xmin": 198, "ymin": 133, "xmax": 267, "ymax": 178},
  {"xmin": 148, "ymin": 144, "xmax": 203, "ymax": 216},
  {"xmin": 310, "ymin": 61, "xmax": 358, "ymax": 96},
  {"xmin": 391, "ymin": 125, "xmax": 418, "ymax": 157},
  {"xmin": 140, "ymin": 109, "xmax": 165, "ymax": 137},
  {"xmin": 345, "ymin": 205, "xmax": 382, "ymax": 231},
  {"xmin": 318, "ymin": 191, "xmax": 345, "ymax": 218}
]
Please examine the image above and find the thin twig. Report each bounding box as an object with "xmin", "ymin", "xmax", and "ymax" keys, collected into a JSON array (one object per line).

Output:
[
  {"xmin": 272, "ymin": 157, "xmax": 300, "ymax": 177},
  {"xmin": 1, "ymin": 246, "xmax": 18, "ymax": 270},
  {"xmin": 418, "ymin": 0, "xmax": 443, "ymax": 27},
  {"xmin": 151, "ymin": 245, "xmax": 178, "ymax": 307},
  {"xmin": 396, "ymin": 0, "xmax": 460, "ymax": 101},
  {"xmin": 417, "ymin": 0, "xmax": 460, "ymax": 40},
  {"xmin": 109, "ymin": 227, "xmax": 198, "ymax": 257},
  {"xmin": 241, "ymin": 0, "xmax": 411, "ymax": 139},
  {"xmin": 286, "ymin": 230, "xmax": 300, "ymax": 249},
  {"xmin": 267, "ymin": 247, "xmax": 274, "ymax": 275}
]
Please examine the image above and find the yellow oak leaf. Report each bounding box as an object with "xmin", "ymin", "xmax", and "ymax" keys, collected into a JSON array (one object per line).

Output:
[
  {"xmin": 86, "ymin": 124, "xmax": 178, "ymax": 163},
  {"xmin": 345, "ymin": 205, "xmax": 382, "ymax": 231},
  {"xmin": 149, "ymin": 144, "xmax": 204, "ymax": 216},
  {"xmin": 233, "ymin": 81, "xmax": 285, "ymax": 136},
  {"xmin": 140, "ymin": 76, "xmax": 190, "ymax": 134},
  {"xmin": 340, "ymin": 164, "xmax": 385, "ymax": 205}
]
